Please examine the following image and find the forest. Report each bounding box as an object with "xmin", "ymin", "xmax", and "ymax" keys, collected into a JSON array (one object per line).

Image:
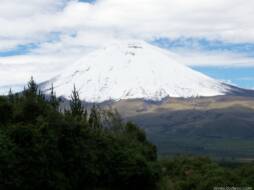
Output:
[{"xmin": 0, "ymin": 78, "xmax": 253, "ymax": 190}]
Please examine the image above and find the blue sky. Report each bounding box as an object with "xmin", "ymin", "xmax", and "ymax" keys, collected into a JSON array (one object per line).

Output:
[
  {"xmin": 152, "ymin": 38, "xmax": 254, "ymax": 89},
  {"xmin": 153, "ymin": 38, "xmax": 254, "ymax": 56},
  {"xmin": 193, "ymin": 67, "xmax": 254, "ymax": 89},
  {"xmin": 0, "ymin": 0, "xmax": 254, "ymax": 90},
  {"xmin": 0, "ymin": 44, "xmax": 38, "ymax": 57}
]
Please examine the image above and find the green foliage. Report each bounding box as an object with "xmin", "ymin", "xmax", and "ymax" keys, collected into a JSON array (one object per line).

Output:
[
  {"xmin": 0, "ymin": 79, "xmax": 159, "ymax": 190},
  {"xmin": 24, "ymin": 77, "xmax": 38, "ymax": 97},
  {"xmin": 0, "ymin": 97, "xmax": 13, "ymax": 125},
  {"xmin": 89, "ymin": 104, "xmax": 102, "ymax": 129},
  {"xmin": 49, "ymin": 84, "xmax": 60, "ymax": 110},
  {"xmin": 158, "ymin": 156, "xmax": 254, "ymax": 190},
  {"xmin": 69, "ymin": 85, "xmax": 84, "ymax": 118}
]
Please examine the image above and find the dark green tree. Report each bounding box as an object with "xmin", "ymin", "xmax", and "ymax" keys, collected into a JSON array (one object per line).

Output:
[
  {"xmin": 69, "ymin": 85, "xmax": 84, "ymax": 118},
  {"xmin": 0, "ymin": 78, "xmax": 164, "ymax": 190},
  {"xmin": 49, "ymin": 84, "xmax": 59, "ymax": 110},
  {"xmin": 26, "ymin": 77, "xmax": 38, "ymax": 96},
  {"xmin": 88, "ymin": 104, "xmax": 101, "ymax": 128},
  {"xmin": 0, "ymin": 97, "xmax": 13, "ymax": 125},
  {"xmin": 8, "ymin": 89, "xmax": 15, "ymax": 103}
]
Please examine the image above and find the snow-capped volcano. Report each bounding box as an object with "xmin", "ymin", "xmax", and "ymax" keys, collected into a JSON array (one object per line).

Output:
[{"xmin": 40, "ymin": 40, "xmax": 229, "ymax": 102}]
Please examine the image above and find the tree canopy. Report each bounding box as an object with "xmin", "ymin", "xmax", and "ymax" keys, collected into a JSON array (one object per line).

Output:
[{"xmin": 0, "ymin": 80, "xmax": 160, "ymax": 190}]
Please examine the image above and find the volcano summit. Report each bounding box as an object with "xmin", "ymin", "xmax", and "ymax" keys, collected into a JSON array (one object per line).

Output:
[{"xmin": 39, "ymin": 40, "xmax": 230, "ymax": 102}]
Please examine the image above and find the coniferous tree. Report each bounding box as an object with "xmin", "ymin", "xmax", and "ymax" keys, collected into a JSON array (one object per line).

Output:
[
  {"xmin": 27, "ymin": 77, "xmax": 38, "ymax": 96},
  {"xmin": 8, "ymin": 88, "xmax": 14, "ymax": 103},
  {"xmin": 38, "ymin": 89, "xmax": 45, "ymax": 100},
  {"xmin": 82, "ymin": 109, "xmax": 88, "ymax": 124},
  {"xmin": 8, "ymin": 88, "xmax": 12, "ymax": 96},
  {"xmin": 89, "ymin": 104, "xmax": 101, "ymax": 128},
  {"xmin": 69, "ymin": 85, "xmax": 84, "ymax": 118},
  {"xmin": 0, "ymin": 97, "xmax": 13, "ymax": 125},
  {"xmin": 21, "ymin": 78, "xmax": 46, "ymax": 123},
  {"xmin": 49, "ymin": 84, "xmax": 59, "ymax": 110},
  {"xmin": 0, "ymin": 78, "xmax": 163, "ymax": 190}
]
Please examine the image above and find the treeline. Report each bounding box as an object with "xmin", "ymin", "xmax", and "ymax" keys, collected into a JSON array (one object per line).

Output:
[
  {"xmin": 0, "ymin": 78, "xmax": 254, "ymax": 190},
  {"xmin": 158, "ymin": 156, "xmax": 254, "ymax": 190},
  {"xmin": 0, "ymin": 78, "xmax": 159, "ymax": 190}
]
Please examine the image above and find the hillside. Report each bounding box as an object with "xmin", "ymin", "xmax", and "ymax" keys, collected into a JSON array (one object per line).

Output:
[{"xmin": 100, "ymin": 96, "xmax": 254, "ymax": 160}]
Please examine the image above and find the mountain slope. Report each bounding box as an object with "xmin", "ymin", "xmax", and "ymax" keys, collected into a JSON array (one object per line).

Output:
[
  {"xmin": 41, "ymin": 40, "xmax": 229, "ymax": 102},
  {"xmin": 97, "ymin": 96, "xmax": 254, "ymax": 159}
]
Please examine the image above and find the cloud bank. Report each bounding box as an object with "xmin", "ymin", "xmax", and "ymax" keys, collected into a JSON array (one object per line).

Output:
[{"xmin": 0, "ymin": 0, "xmax": 254, "ymax": 71}]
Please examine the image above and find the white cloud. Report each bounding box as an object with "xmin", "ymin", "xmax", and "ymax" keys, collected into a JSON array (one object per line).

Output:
[
  {"xmin": 0, "ymin": 0, "xmax": 67, "ymax": 19},
  {"xmin": 0, "ymin": 0, "xmax": 254, "ymax": 71},
  {"xmin": 1, "ymin": 0, "xmax": 254, "ymax": 42},
  {"xmin": 0, "ymin": 54, "xmax": 80, "ymax": 87},
  {"xmin": 174, "ymin": 51, "xmax": 254, "ymax": 67}
]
